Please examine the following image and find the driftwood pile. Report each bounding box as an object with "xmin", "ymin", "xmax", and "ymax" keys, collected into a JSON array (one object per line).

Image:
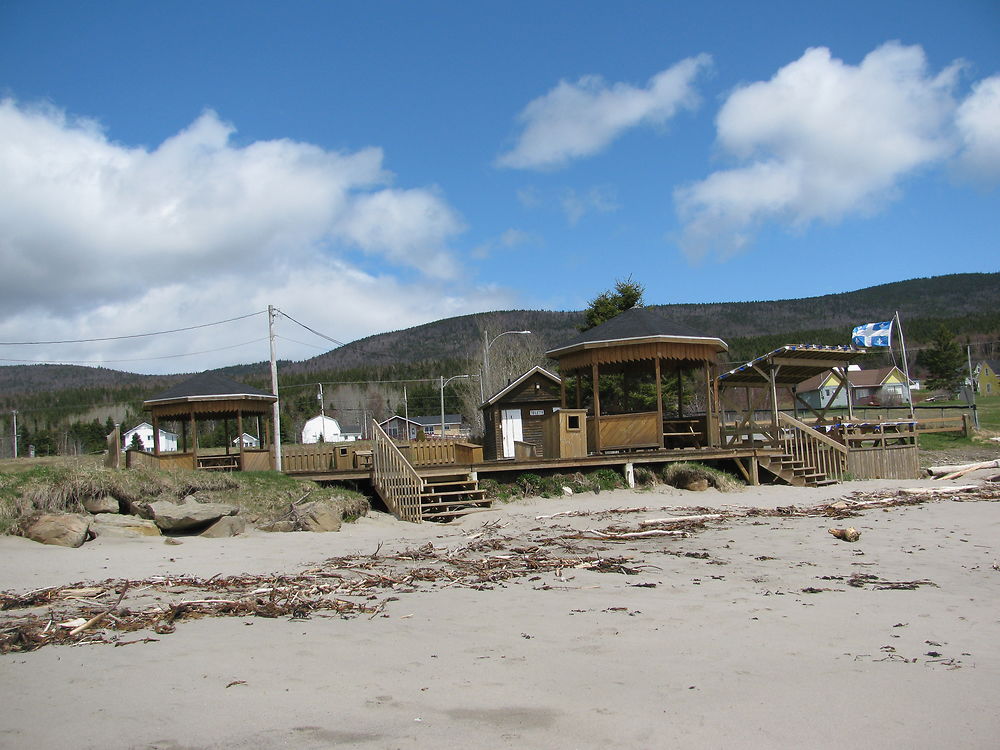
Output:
[
  {"xmin": 0, "ymin": 524, "xmax": 644, "ymax": 654},
  {"xmin": 5, "ymin": 481, "xmax": 997, "ymax": 653}
]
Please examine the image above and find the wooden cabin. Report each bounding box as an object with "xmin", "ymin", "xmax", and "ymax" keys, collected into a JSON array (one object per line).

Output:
[{"xmin": 481, "ymin": 366, "xmax": 562, "ymax": 460}]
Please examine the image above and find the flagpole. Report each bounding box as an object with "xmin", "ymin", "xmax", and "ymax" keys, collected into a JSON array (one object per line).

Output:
[{"xmin": 894, "ymin": 311, "xmax": 915, "ymax": 418}]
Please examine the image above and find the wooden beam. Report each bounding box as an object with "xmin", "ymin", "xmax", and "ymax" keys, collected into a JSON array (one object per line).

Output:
[
  {"xmin": 655, "ymin": 358, "xmax": 663, "ymax": 449},
  {"xmin": 591, "ymin": 362, "xmax": 602, "ymax": 453}
]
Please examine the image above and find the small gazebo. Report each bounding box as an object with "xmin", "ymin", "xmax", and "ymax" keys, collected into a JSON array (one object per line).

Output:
[
  {"xmin": 142, "ymin": 372, "xmax": 277, "ymax": 471},
  {"xmin": 545, "ymin": 307, "xmax": 729, "ymax": 453}
]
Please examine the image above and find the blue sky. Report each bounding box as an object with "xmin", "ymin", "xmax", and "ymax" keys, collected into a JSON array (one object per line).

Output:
[{"xmin": 1, "ymin": 1, "xmax": 998, "ymax": 373}]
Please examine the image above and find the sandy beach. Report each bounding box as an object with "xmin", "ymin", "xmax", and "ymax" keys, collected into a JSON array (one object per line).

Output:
[{"xmin": 2, "ymin": 472, "xmax": 999, "ymax": 749}]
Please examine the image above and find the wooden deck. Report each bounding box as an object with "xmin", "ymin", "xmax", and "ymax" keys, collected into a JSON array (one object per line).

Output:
[{"xmin": 291, "ymin": 445, "xmax": 766, "ymax": 483}]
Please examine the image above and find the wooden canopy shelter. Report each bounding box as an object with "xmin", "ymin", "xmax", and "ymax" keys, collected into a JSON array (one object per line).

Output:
[
  {"xmin": 716, "ymin": 344, "xmax": 868, "ymax": 447},
  {"xmin": 545, "ymin": 307, "xmax": 729, "ymax": 453},
  {"xmin": 143, "ymin": 373, "xmax": 277, "ymax": 471}
]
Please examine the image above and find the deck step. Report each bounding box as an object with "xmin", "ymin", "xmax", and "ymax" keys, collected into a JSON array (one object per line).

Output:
[
  {"xmin": 420, "ymin": 489, "xmax": 486, "ymax": 499},
  {"xmin": 420, "ymin": 507, "xmax": 495, "ymax": 519}
]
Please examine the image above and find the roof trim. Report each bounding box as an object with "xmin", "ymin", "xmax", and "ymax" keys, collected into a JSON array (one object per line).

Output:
[
  {"xmin": 483, "ymin": 366, "xmax": 561, "ymax": 407},
  {"xmin": 547, "ymin": 333, "xmax": 728, "ymax": 358}
]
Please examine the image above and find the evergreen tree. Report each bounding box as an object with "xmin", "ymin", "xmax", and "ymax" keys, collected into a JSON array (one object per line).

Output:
[
  {"xmin": 917, "ymin": 325, "xmax": 965, "ymax": 392},
  {"xmin": 580, "ymin": 276, "xmax": 645, "ymax": 331}
]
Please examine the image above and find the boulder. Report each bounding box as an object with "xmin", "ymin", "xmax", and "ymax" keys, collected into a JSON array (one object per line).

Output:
[
  {"xmin": 259, "ymin": 519, "xmax": 296, "ymax": 533},
  {"xmin": 83, "ymin": 495, "xmax": 120, "ymax": 514},
  {"xmin": 91, "ymin": 514, "xmax": 161, "ymax": 538},
  {"xmin": 200, "ymin": 516, "xmax": 247, "ymax": 538},
  {"xmin": 297, "ymin": 501, "xmax": 342, "ymax": 532},
  {"xmin": 18, "ymin": 514, "xmax": 91, "ymax": 547},
  {"xmin": 142, "ymin": 499, "xmax": 238, "ymax": 532},
  {"xmin": 683, "ymin": 478, "xmax": 710, "ymax": 492}
]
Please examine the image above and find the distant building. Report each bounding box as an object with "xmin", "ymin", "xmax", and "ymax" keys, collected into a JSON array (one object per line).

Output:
[
  {"xmin": 301, "ymin": 415, "xmax": 355, "ymax": 443},
  {"xmin": 379, "ymin": 414, "xmax": 469, "ymax": 440},
  {"xmin": 974, "ymin": 360, "xmax": 1000, "ymax": 395},
  {"xmin": 796, "ymin": 365, "xmax": 910, "ymax": 409},
  {"xmin": 233, "ymin": 432, "xmax": 260, "ymax": 448},
  {"xmin": 122, "ymin": 422, "xmax": 178, "ymax": 453}
]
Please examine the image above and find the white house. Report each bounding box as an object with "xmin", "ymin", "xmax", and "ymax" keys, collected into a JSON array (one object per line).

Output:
[
  {"xmin": 122, "ymin": 422, "xmax": 178, "ymax": 452},
  {"xmin": 301, "ymin": 415, "xmax": 355, "ymax": 443},
  {"xmin": 233, "ymin": 432, "xmax": 260, "ymax": 448}
]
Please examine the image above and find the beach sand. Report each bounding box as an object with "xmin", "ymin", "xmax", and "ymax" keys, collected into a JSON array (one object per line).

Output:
[{"xmin": 2, "ymin": 472, "xmax": 998, "ymax": 749}]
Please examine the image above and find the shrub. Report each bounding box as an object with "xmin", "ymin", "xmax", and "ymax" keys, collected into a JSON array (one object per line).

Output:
[{"xmin": 660, "ymin": 462, "xmax": 742, "ymax": 492}]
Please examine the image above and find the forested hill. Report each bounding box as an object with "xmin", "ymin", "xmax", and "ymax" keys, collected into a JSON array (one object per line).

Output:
[
  {"xmin": 291, "ymin": 271, "xmax": 1000, "ymax": 372},
  {"xmin": 3, "ymin": 272, "xmax": 999, "ymax": 402}
]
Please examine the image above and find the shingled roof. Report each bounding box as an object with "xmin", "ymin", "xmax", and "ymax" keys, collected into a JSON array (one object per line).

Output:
[
  {"xmin": 546, "ymin": 306, "xmax": 726, "ymax": 358},
  {"xmin": 144, "ymin": 372, "xmax": 276, "ymax": 406}
]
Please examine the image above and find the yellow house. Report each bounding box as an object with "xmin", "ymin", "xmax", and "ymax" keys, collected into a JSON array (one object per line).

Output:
[
  {"xmin": 797, "ymin": 366, "xmax": 910, "ymax": 408},
  {"xmin": 975, "ymin": 360, "xmax": 1000, "ymax": 395}
]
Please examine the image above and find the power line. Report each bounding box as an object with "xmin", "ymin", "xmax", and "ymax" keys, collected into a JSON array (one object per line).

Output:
[
  {"xmin": 278, "ymin": 311, "xmax": 347, "ymax": 348},
  {"xmin": 0, "ymin": 337, "xmax": 269, "ymax": 365},
  {"xmin": 0, "ymin": 310, "xmax": 267, "ymax": 346},
  {"xmin": 275, "ymin": 335, "xmax": 329, "ymax": 351}
]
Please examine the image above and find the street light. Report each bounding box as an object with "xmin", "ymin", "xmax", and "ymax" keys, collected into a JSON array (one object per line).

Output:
[
  {"xmin": 440, "ymin": 374, "xmax": 471, "ymax": 439},
  {"xmin": 483, "ymin": 329, "xmax": 532, "ymax": 393}
]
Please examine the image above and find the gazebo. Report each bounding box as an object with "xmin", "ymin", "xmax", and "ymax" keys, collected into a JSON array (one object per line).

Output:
[
  {"xmin": 545, "ymin": 307, "xmax": 729, "ymax": 453},
  {"xmin": 142, "ymin": 372, "xmax": 277, "ymax": 471}
]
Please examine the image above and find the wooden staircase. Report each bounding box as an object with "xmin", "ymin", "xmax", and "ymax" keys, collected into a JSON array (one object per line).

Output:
[
  {"xmin": 370, "ymin": 421, "xmax": 491, "ymax": 522},
  {"xmin": 759, "ymin": 413, "xmax": 848, "ymax": 488},
  {"xmin": 759, "ymin": 453, "xmax": 839, "ymax": 487},
  {"xmin": 418, "ymin": 474, "xmax": 490, "ymax": 521}
]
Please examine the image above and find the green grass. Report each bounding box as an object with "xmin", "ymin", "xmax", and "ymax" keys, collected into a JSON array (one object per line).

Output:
[{"xmin": 917, "ymin": 433, "xmax": 979, "ymax": 451}]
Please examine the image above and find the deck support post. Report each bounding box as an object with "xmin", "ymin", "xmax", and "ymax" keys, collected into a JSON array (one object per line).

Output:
[
  {"xmin": 747, "ymin": 456, "xmax": 759, "ymax": 486},
  {"xmin": 655, "ymin": 358, "xmax": 664, "ymax": 448},
  {"xmin": 591, "ymin": 362, "xmax": 602, "ymax": 453},
  {"xmin": 624, "ymin": 462, "xmax": 635, "ymax": 488},
  {"xmin": 152, "ymin": 413, "xmax": 161, "ymax": 457}
]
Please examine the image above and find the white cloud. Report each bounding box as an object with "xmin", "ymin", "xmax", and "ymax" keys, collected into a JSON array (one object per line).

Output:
[
  {"xmin": 675, "ymin": 42, "xmax": 962, "ymax": 260},
  {"xmin": 0, "ymin": 100, "xmax": 507, "ymax": 372},
  {"xmin": 470, "ymin": 228, "xmax": 537, "ymax": 260},
  {"xmin": 561, "ymin": 186, "xmax": 620, "ymax": 226},
  {"xmin": 497, "ymin": 55, "xmax": 711, "ymax": 170},
  {"xmin": 954, "ymin": 75, "xmax": 1000, "ymax": 184}
]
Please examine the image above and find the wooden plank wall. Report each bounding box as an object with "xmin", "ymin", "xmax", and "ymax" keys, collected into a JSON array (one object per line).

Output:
[
  {"xmin": 847, "ymin": 445, "xmax": 919, "ymax": 480},
  {"xmin": 589, "ymin": 411, "xmax": 660, "ymax": 450}
]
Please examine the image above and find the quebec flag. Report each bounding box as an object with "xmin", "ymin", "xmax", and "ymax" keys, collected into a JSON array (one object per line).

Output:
[{"xmin": 852, "ymin": 320, "xmax": 893, "ymax": 347}]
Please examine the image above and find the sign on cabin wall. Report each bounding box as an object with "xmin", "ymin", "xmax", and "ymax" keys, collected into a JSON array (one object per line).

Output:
[{"xmin": 529, "ymin": 409, "xmax": 544, "ymax": 416}]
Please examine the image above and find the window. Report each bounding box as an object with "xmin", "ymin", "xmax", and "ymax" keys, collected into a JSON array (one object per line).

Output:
[{"xmin": 567, "ymin": 415, "xmax": 581, "ymax": 430}]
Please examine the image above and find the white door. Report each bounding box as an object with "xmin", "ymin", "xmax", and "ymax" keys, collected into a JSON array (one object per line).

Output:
[{"xmin": 500, "ymin": 409, "xmax": 523, "ymax": 458}]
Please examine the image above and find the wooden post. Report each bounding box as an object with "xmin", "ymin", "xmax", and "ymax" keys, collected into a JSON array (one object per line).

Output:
[
  {"xmin": 575, "ymin": 373, "xmax": 582, "ymax": 409},
  {"xmin": 151, "ymin": 413, "xmax": 161, "ymax": 457},
  {"xmin": 237, "ymin": 409, "xmax": 244, "ymax": 470},
  {"xmin": 560, "ymin": 378, "xmax": 567, "ymax": 409},
  {"xmin": 707, "ymin": 362, "xmax": 719, "ymax": 447},
  {"xmin": 655, "ymin": 358, "xmax": 664, "ymax": 448},
  {"xmin": 676, "ymin": 365, "xmax": 683, "ymax": 418},
  {"xmin": 181, "ymin": 418, "xmax": 188, "ymax": 453},
  {"xmin": 591, "ymin": 362, "xmax": 602, "ymax": 453},
  {"xmin": 189, "ymin": 409, "xmax": 198, "ymax": 463}
]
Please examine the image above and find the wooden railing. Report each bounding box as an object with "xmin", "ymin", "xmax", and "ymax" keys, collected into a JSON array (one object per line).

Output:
[
  {"xmin": 778, "ymin": 413, "xmax": 848, "ymax": 482},
  {"xmin": 371, "ymin": 420, "xmax": 425, "ymax": 523},
  {"xmin": 587, "ymin": 411, "xmax": 660, "ymax": 451}
]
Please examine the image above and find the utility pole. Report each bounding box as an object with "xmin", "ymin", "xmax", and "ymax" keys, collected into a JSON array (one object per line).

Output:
[
  {"xmin": 268, "ymin": 305, "xmax": 282, "ymax": 471},
  {"xmin": 318, "ymin": 383, "xmax": 325, "ymax": 419},
  {"xmin": 10, "ymin": 410, "xmax": 17, "ymax": 459},
  {"xmin": 967, "ymin": 345, "xmax": 980, "ymax": 429},
  {"xmin": 403, "ymin": 384, "xmax": 410, "ymax": 439}
]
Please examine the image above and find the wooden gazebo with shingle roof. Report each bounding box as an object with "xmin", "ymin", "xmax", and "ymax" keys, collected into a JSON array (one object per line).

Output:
[
  {"xmin": 545, "ymin": 307, "xmax": 729, "ymax": 453},
  {"xmin": 142, "ymin": 373, "xmax": 277, "ymax": 471}
]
